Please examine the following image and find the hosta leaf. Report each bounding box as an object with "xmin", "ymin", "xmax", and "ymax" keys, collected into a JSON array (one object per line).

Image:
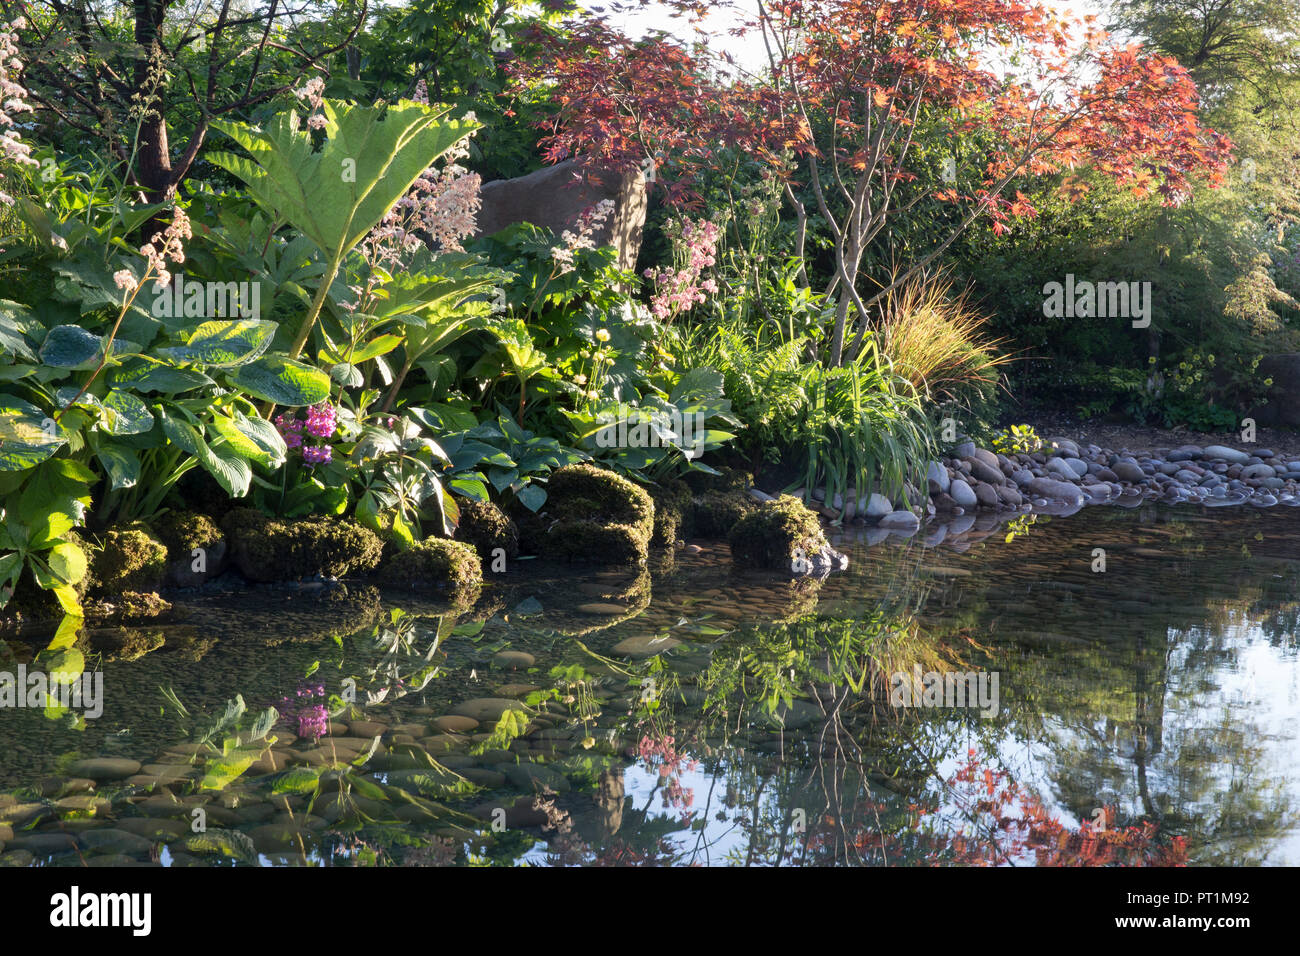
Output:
[
  {"xmin": 47, "ymin": 541, "xmax": 88, "ymax": 585},
  {"xmin": 0, "ymin": 395, "xmax": 65, "ymax": 471},
  {"xmin": 112, "ymin": 356, "xmax": 214, "ymax": 394},
  {"xmin": 40, "ymin": 325, "xmax": 103, "ymax": 368},
  {"xmin": 158, "ymin": 319, "xmax": 277, "ymax": 368},
  {"xmin": 97, "ymin": 443, "xmax": 141, "ymax": 491},
  {"xmin": 100, "ymin": 390, "xmax": 155, "ymax": 435},
  {"xmin": 231, "ymin": 356, "xmax": 331, "ymax": 406}
]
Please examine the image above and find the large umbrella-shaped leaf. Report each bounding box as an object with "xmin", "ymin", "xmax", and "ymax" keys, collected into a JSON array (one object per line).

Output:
[{"xmin": 209, "ymin": 101, "xmax": 481, "ymax": 357}]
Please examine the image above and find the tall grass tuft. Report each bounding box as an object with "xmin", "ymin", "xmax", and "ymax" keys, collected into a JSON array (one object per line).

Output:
[{"xmin": 874, "ymin": 271, "xmax": 1012, "ymax": 407}]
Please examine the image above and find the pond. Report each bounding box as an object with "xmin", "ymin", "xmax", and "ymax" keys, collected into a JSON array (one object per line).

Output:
[{"xmin": 2, "ymin": 503, "xmax": 1298, "ymax": 866}]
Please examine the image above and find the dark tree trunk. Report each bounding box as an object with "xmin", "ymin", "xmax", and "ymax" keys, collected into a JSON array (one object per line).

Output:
[{"xmin": 133, "ymin": 0, "xmax": 175, "ymax": 203}]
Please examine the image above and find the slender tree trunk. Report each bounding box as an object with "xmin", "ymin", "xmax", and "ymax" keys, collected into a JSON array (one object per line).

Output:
[{"xmin": 134, "ymin": 0, "xmax": 175, "ymax": 204}]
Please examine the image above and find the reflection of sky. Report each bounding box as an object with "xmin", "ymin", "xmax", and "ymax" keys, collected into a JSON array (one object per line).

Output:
[{"xmin": 523, "ymin": 611, "xmax": 1300, "ymax": 866}]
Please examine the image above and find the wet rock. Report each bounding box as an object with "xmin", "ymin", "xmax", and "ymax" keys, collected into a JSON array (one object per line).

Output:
[
  {"xmin": 1026, "ymin": 477, "xmax": 1085, "ymax": 506},
  {"xmin": 863, "ymin": 493, "xmax": 893, "ymax": 519},
  {"xmin": 453, "ymin": 499, "xmax": 520, "ymax": 565},
  {"xmin": 642, "ymin": 479, "xmax": 694, "ymax": 547},
  {"xmin": 152, "ymin": 511, "xmax": 227, "ymax": 588},
  {"xmin": 926, "ymin": 461, "xmax": 950, "ymax": 494},
  {"xmin": 378, "ymin": 537, "xmax": 482, "ymax": 602},
  {"xmin": 431, "ymin": 715, "xmax": 479, "ymax": 735},
  {"xmin": 1203, "ymin": 445, "xmax": 1250, "ymax": 463},
  {"xmin": 878, "ymin": 510, "xmax": 920, "ymax": 532},
  {"xmin": 492, "ymin": 650, "xmax": 535, "ymax": 671},
  {"xmin": 90, "ymin": 525, "xmax": 168, "ymax": 594},
  {"xmin": 502, "ymin": 763, "xmax": 571, "ymax": 794},
  {"xmin": 78, "ymin": 828, "xmax": 156, "ymax": 856},
  {"xmin": 222, "ymin": 509, "xmax": 384, "ymax": 582},
  {"xmin": 611, "ymin": 634, "xmax": 682, "ymax": 659},
  {"xmin": 451, "ymin": 698, "xmax": 528, "ymax": 722},
  {"xmin": 728, "ymin": 495, "xmax": 837, "ymax": 574},
  {"xmin": 1112, "ymin": 460, "xmax": 1146, "ymax": 483},
  {"xmin": 967, "ymin": 457, "xmax": 1003, "ymax": 485},
  {"xmin": 69, "ymin": 757, "xmax": 142, "ymax": 781},
  {"xmin": 949, "ymin": 479, "xmax": 978, "ymax": 509}
]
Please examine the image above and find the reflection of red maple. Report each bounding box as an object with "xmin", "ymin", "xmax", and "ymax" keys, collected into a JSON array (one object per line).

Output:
[
  {"xmin": 951, "ymin": 754, "xmax": 1189, "ymax": 866},
  {"xmin": 811, "ymin": 750, "xmax": 1188, "ymax": 867}
]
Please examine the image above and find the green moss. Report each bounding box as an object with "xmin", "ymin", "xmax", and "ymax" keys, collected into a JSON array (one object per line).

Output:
[
  {"xmin": 728, "ymin": 495, "xmax": 831, "ymax": 570},
  {"xmin": 152, "ymin": 510, "xmax": 227, "ymax": 587},
  {"xmin": 642, "ymin": 479, "xmax": 693, "ymax": 547},
  {"xmin": 379, "ymin": 538, "xmax": 483, "ymax": 603},
  {"xmin": 91, "ymin": 525, "xmax": 168, "ymax": 594},
  {"xmin": 536, "ymin": 464, "xmax": 655, "ymax": 565},
  {"xmin": 152, "ymin": 511, "xmax": 222, "ymax": 555},
  {"xmin": 684, "ymin": 465, "xmax": 753, "ymax": 495},
  {"xmin": 691, "ymin": 490, "xmax": 759, "ymax": 538},
  {"xmin": 221, "ymin": 509, "xmax": 385, "ymax": 582},
  {"xmin": 454, "ymin": 500, "xmax": 520, "ymax": 567}
]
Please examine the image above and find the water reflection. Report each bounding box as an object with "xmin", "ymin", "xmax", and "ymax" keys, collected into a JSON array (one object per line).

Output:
[{"xmin": 1, "ymin": 505, "xmax": 1299, "ymax": 865}]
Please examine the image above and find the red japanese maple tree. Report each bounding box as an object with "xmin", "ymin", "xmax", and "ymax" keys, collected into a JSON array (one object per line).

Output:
[{"xmin": 513, "ymin": 0, "xmax": 1231, "ymax": 364}]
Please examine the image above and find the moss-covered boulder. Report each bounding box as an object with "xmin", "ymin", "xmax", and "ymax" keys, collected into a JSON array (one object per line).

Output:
[
  {"xmin": 221, "ymin": 509, "xmax": 384, "ymax": 582},
  {"xmin": 152, "ymin": 511, "xmax": 227, "ymax": 588},
  {"xmin": 91, "ymin": 525, "xmax": 168, "ymax": 594},
  {"xmin": 453, "ymin": 500, "xmax": 519, "ymax": 570},
  {"xmin": 728, "ymin": 495, "xmax": 834, "ymax": 571},
  {"xmin": 684, "ymin": 465, "xmax": 753, "ymax": 495},
  {"xmin": 643, "ymin": 479, "xmax": 693, "ymax": 547},
  {"xmin": 691, "ymin": 491, "xmax": 759, "ymax": 538},
  {"xmin": 378, "ymin": 538, "xmax": 483, "ymax": 606},
  {"xmin": 534, "ymin": 465, "xmax": 655, "ymax": 565}
]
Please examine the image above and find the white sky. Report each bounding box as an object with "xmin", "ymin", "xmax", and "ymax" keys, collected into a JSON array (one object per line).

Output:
[{"xmin": 575, "ymin": 0, "xmax": 1116, "ymax": 78}]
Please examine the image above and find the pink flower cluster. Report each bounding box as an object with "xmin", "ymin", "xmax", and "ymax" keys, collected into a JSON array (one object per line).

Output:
[
  {"xmin": 280, "ymin": 682, "xmax": 329, "ymax": 741},
  {"xmin": 551, "ymin": 200, "xmax": 615, "ymax": 274},
  {"xmin": 0, "ymin": 18, "xmax": 36, "ymax": 205},
  {"xmin": 294, "ymin": 75, "xmax": 328, "ymax": 131},
  {"xmin": 644, "ymin": 218, "xmax": 721, "ymax": 321},
  {"xmin": 113, "ymin": 206, "xmax": 193, "ymax": 295},
  {"xmin": 275, "ymin": 401, "xmax": 336, "ymax": 465},
  {"xmin": 345, "ymin": 126, "xmax": 480, "ymax": 311}
]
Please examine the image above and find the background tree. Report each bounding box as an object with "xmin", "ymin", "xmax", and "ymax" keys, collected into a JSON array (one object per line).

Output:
[{"xmin": 5, "ymin": 0, "xmax": 368, "ymax": 200}]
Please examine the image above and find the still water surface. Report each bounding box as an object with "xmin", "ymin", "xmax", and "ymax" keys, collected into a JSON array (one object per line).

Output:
[{"xmin": 1, "ymin": 504, "xmax": 1297, "ymax": 865}]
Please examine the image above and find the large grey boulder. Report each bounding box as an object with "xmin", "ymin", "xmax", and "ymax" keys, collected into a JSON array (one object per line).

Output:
[{"xmin": 474, "ymin": 160, "xmax": 649, "ymax": 273}]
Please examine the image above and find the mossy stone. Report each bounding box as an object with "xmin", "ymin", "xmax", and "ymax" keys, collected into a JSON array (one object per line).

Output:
[
  {"xmin": 728, "ymin": 495, "xmax": 832, "ymax": 570},
  {"xmin": 221, "ymin": 509, "xmax": 384, "ymax": 582},
  {"xmin": 535, "ymin": 465, "xmax": 655, "ymax": 565},
  {"xmin": 379, "ymin": 537, "xmax": 483, "ymax": 602},
  {"xmin": 91, "ymin": 525, "xmax": 168, "ymax": 594},
  {"xmin": 453, "ymin": 500, "xmax": 520, "ymax": 567},
  {"xmin": 152, "ymin": 511, "xmax": 227, "ymax": 587},
  {"xmin": 643, "ymin": 478, "xmax": 693, "ymax": 547},
  {"xmin": 684, "ymin": 465, "xmax": 753, "ymax": 495},
  {"xmin": 691, "ymin": 490, "xmax": 759, "ymax": 538}
]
